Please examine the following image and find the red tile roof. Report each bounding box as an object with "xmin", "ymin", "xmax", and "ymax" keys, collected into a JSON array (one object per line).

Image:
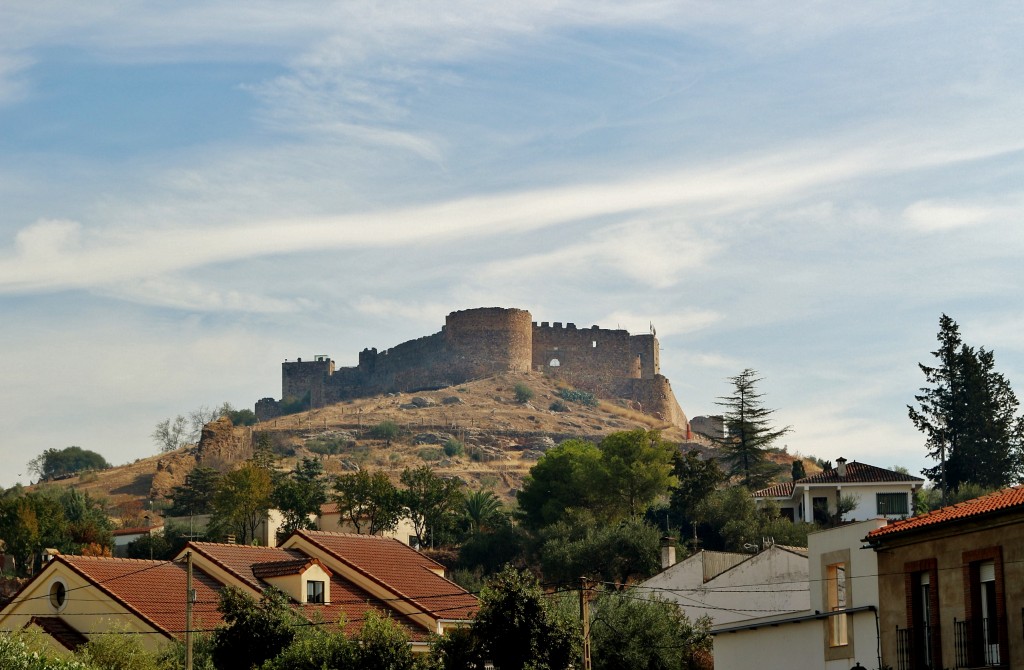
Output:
[
  {"xmin": 59, "ymin": 555, "xmax": 224, "ymax": 638},
  {"xmin": 187, "ymin": 543, "xmax": 312, "ymax": 591},
  {"xmin": 797, "ymin": 461, "xmax": 923, "ymax": 484},
  {"xmin": 186, "ymin": 541, "xmax": 430, "ymax": 640},
  {"xmin": 753, "ymin": 482, "xmax": 794, "ymax": 498},
  {"xmin": 291, "ymin": 530, "xmax": 478, "ymax": 621},
  {"xmin": 252, "ymin": 557, "xmax": 332, "ymax": 580},
  {"xmin": 867, "ymin": 486, "xmax": 1024, "ymax": 540},
  {"xmin": 754, "ymin": 461, "xmax": 923, "ymax": 497},
  {"xmin": 112, "ymin": 524, "xmax": 163, "ymax": 537}
]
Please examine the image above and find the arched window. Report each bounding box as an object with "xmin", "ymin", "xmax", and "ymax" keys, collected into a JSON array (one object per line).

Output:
[{"xmin": 549, "ymin": 358, "xmax": 561, "ymax": 367}]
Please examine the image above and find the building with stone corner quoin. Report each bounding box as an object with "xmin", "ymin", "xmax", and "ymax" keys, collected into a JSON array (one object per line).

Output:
[{"xmin": 255, "ymin": 306, "xmax": 688, "ymax": 427}]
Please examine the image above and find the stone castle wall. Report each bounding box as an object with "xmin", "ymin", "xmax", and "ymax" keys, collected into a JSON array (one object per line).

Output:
[{"xmin": 257, "ymin": 307, "xmax": 687, "ymax": 427}]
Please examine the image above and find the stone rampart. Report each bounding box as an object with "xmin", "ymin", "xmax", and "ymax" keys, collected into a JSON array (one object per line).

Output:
[{"xmin": 256, "ymin": 307, "xmax": 687, "ymax": 427}]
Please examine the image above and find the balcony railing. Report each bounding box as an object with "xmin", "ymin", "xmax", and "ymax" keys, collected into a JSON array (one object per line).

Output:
[
  {"xmin": 896, "ymin": 624, "xmax": 935, "ymax": 670},
  {"xmin": 954, "ymin": 616, "xmax": 1003, "ymax": 668}
]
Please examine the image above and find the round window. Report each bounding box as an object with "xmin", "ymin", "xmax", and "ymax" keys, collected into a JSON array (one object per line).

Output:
[{"xmin": 49, "ymin": 580, "xmax": 67, "ymax": 611}]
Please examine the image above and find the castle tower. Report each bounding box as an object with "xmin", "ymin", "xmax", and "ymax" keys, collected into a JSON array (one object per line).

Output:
[{"xmin": 444, "ymin": 307, "xmax": 533, "ymax": 378}]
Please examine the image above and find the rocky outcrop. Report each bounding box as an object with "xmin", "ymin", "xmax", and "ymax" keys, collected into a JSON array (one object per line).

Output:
[
  {"xmin": 196, "ymin": 417, "xmax": 253, "ymax": 469},
  {"xmin": 149, "ymin": 418, "xmax": 253, "ymax": 499},
  {"xmin": 150, "ymin": 449, "xmax": 197, "ymax": 500}
]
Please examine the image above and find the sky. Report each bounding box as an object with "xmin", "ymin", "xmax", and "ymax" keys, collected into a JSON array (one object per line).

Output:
[{"xmin": 2, "ymin": 2, "xmax": 1023, "ymax": 488}]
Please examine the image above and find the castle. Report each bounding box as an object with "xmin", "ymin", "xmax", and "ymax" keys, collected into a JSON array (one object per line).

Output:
[{"xmin": 255, "ymin": 307, "xmax": 688, "ymax": 426}]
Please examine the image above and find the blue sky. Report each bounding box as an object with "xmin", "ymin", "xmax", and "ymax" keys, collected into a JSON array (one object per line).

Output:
[{"xmin": 2, "ymin": 2, "xmax": 1023, "ymax": 487}]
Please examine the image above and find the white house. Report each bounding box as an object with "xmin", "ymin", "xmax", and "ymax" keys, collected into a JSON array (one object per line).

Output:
[
  {"xmin": 754, "ymin": 457, "xmax": 923, "ymax": 524},
  {"xmin": 712, "ymin": 518, "xmax": 886, "ymax": 670},
  {"xmin": 639, "ymin": 544, "xmax": 809, "ymax": 627}
]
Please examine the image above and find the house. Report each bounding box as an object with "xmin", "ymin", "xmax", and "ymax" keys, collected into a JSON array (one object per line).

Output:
[
  {"xmin": 712, "ymin": 519, "xmax": 886, "ymax": 670},
  {"xmin": 638, "ymin": 544, "xmax": 809, "ymax": 627},
  {"xmin": 865, "ymin": 485, "xmax": 1024, "ymax": 670},
  {"xmin": 111, "ymin": 522, "xmax": 164, "ymax": 557},
  {"xmin": 0, "ymin": 529, "xmax": 477, "ymax": 654},
  {"xmin": 316, "ymin": 503, "xmax": 418, "ymax": 546},
  {"xmin": 755, "ymin": 457, "xmax": 924, "ymax": 523}
]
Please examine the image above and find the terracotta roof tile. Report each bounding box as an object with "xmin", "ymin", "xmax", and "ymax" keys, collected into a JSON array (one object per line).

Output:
[
  {"xmin": 60, "ymin": 555, "xmax": 223, "ymax": 638},
  {"xmin": 112, "ymin": 524, "xmax": 163, "ymax": 537},
  {"xmin": 188, "ymin": 543, "xmax": 309, "ymax": 592},
  {"xmin": 188, "ymin": 541, "xmax": 430, "ymax": 640},
  {"xmin": 796, "ymin": 461, "xmax": 923, "ymax": 485},
  {"xmin": 867, "ymin": 485, "xmax": 1024, "ymax": 540},
  {"xmin": 753, "ymin": 482, "xmax": 794, "ymax": 498},
  {"xmin": 252, "ymin": 558, "xmax": 331, "ymax": 580},
  {"xmin": 293, "ymin": 530, "xmax": 478, "ymax": 621}
]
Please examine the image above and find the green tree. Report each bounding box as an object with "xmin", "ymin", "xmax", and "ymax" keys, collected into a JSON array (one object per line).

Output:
[
  {"xmin": 667, "ymin": 450, "xmax": 725, "ymax": 541},
  {"xmin": 598, "ymin": 430, "xmax": 677, "ymax": 519},
  {"xmin": 696, "ymin": 487, "xmax": 812, "ymax": 552},
  {"xmin": 58, "ymin": 488, "xmax": 113, "ymax": 553},
  {"xmin": 371, "ymin": 420, "xmax": 401, "ymax": 447},
  {"xmin": 212, "ymin": 587, "xmax": 297, "ymax": 670},
  {"xmin": 271, "ymin": 457, "xmax": 327, "ymax": 540},
  {"xmin": 716, "ymin": 369, "xmax": 790, "ymax": 489},
  {"xmin": 463, "ymin": 489, "xmax": 504, "ymax": 535},
  {"xmin": 168, "ymin": 466, "xmax": 222, "ymax": 516},
  {"xmin": 518, "ymin": 431, "xmax": 679, "ymax": 529},
  {"xmin": 152, "ymin": 415, "xmax": 190, "ymax": 453},
  {"xmin": 333, "ymin": 470, "xmax": 403, "ymax": 535},
  {"xmin": 350, "ymin": 610, "xmax": 419, "ymax": 670},
  {"xmin": 400, "ymin": 466, "xmax": 464, "ymax": 548},
  {"xmin": 471, "ymin": 565, "xmax": 580, "ymax": 670},
  {"xmin": 212, "ymin": 462, "xmax": 274, "ymax": 544},
  {"xmin": 791, "ymin": 459, "xmax": 806, "ymax": 480},
  {"xmin": 909, "ymin": 314, "xmax": 1024, "ymax": 500},
  {"xmin": 590, "ymin": 589, "xmax": 712, "ymax": 670},
  {"xmin": 538, "ymin": 514, "xmax": 661, "ymax": 585},
  {"xmin": 517, "ymin": 439, "xmax": 604, "ymax": 530},
  {"xmin": 77, "ymin": 625, "xmax": 160, "ymax": 670},
  {"xmin": 27, "ymin": 446, "xmax": 109, "ymax": 481}
]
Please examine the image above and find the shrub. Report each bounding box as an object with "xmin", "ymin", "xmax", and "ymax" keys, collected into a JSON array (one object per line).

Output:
[
  {"xmin": 513, "ymin": 384, "xmax": 535, "ymax": 403},
  {"xmin": 418, "ymin": 448, "xmax": 444, "ymax": 462},
  {"xmin": 550, "ymin": 400, "xmax": 570, "ymax": 412},
  {"xmin": 557, "ymin": 388, "xmax": 598, "ymax": 407},
  {"xmin": 370, "ymin": 420, "xmax": 400, "ymax": 446},
  {"xmin": 443, "ymin": 439, "xmax": 465, "ymax": 457}
]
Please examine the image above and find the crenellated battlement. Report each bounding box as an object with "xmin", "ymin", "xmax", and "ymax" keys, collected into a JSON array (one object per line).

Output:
[{"xmin": 258, "ymin": 307, "xmax": 684, "ymax": 426}]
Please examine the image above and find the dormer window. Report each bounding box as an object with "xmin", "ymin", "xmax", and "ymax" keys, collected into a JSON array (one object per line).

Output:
[{"xmin": 307, "ymin": 580, "xmax": 325, "ymax": 604}]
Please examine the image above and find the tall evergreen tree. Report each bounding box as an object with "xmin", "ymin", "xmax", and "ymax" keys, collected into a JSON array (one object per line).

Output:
[
  {"xmin": 715, "ymin": 369, "xmax": 790, "ymax": 489},
  {"xmin": 909, "ymin": 314, "xmax": 1024, "ymax": 500}
]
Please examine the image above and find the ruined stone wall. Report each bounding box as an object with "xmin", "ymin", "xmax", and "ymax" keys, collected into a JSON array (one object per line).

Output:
[
  {"xmin": 445, "ymin": 307, "xmax": 533, "ymax": 378},
  {"xmin": 617, "ymin": 375, "xmax": 688, "ymax": 426},
  {"xmin": 532, "ymin": 322, "xmax": 656, "ymax": 394},
  {"xmin": 282, "ymin": 358, "xmax": 334, "ymax": 404},
  {"xmin": 261, "ymin": 307, "xmax": 687, "ymax": 427}
]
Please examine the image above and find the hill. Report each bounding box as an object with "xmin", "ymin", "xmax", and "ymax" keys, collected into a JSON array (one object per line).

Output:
[{"xmin": 57, "ymin": 371, "xmax": 709, "ymax": 512}]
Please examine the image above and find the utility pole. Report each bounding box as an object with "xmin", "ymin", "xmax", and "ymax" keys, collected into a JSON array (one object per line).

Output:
[
  {"xmin": 580, "ymin": 577, "xmax": 592, "ymax": 670},
  {"xmin": 185, "ymin": 551, "xmax": 194, "ymax": 670}
]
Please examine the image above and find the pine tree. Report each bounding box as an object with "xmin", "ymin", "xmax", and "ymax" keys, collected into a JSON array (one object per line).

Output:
[
  {"xmin": 909, "ymin": 314, "xmax": 1024, "ymax": 501},
  {"xmin": 715, "ymin": 369, "xmax": 791, "ymax": 489}
]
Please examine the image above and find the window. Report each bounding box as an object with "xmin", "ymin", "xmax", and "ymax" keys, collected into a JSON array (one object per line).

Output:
[
  {"xmin": 48, "ymin": 580, "xmax": 67, "ymax": 611},
  {"xmin": 306, "ymin": 580, "xmax": 325, "ymax": 604},
  {"xmin": 826, "ymin": 562, "xmax": 848, "ymax": 647},
  {"xmin": 958, "ymin": 549, "xmax": 1005, "ymax": 668},
  {"xmin": 877, "ymin": 492, "xmax": 909, "ymax": 515},
  {"xmin": 899, "ymin": 559, "xmax": 940, "ymax": 670}
]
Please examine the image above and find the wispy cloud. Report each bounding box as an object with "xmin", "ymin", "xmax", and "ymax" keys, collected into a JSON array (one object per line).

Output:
[
  {"xmin": 903, "ymin": 198, "xmax": 1020, "ymax": 232},
  {"xmin": 4, "ymin": 132, "xmax": 1019, "ymax": 296}
]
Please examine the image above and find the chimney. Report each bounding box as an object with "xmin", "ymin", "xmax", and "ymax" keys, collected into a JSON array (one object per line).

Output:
[
  {"xmin": 836, "ymin": 457, "xmax": 847, "ymax": 478},
  {"xmin": 660, "ymin": 536, "xmax": 676, "ymax": 570}
]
